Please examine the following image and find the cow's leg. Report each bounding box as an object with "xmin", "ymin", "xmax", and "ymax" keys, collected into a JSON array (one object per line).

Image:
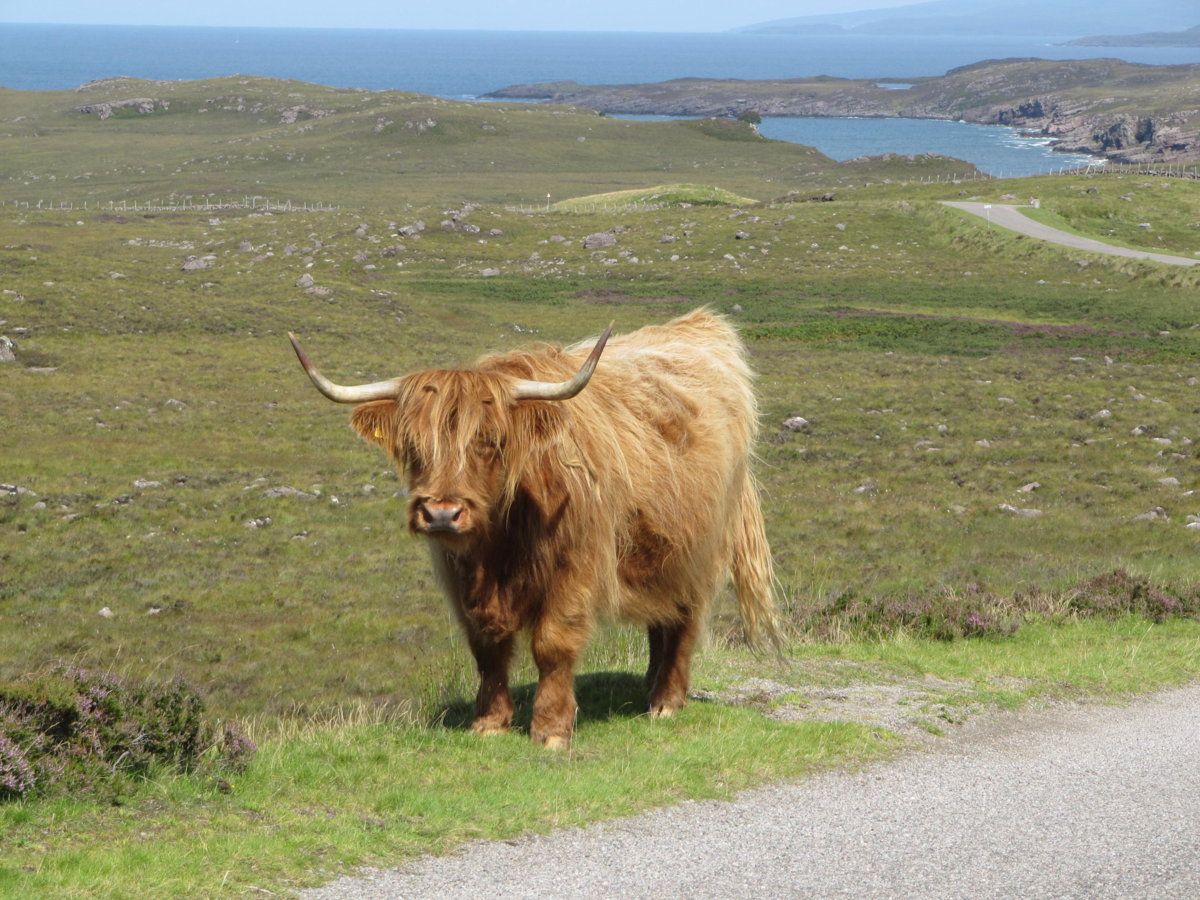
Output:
[
  {"xmin": 529, "ymin": 614, "xmax": 587, "ymax": 749},
  {"xmin": 645, "ymin": 624, "xmax": 668, "ymax": 689},
  {"xmin": 648, "ymin": 615, "xmax": 700, "ymax": 718},
  {"xmin": 468, "ymin": 632, "xmax": 514, "ymax": 735}
]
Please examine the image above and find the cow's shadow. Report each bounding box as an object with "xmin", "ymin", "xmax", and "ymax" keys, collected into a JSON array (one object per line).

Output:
[{"xmin": 436, "ymin": 670, "xmax": 649, "ymax": 732}]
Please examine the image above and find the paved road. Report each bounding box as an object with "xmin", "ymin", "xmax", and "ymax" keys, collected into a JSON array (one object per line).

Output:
[
  {"xmin": 307, "ymin": 684, "xmax": 1200, "ymax": 899},
  {"xmin": 944, "ymin": 201, "xmax": 1200, "ymax": 266}
]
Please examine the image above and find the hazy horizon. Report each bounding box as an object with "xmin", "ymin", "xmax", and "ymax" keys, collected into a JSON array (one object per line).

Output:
[{"xmin": 0, "ymin": 1, "xmax": 926, "ymax": 33}]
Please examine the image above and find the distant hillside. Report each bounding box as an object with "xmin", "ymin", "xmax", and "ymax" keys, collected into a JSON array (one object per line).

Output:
[
  {"xmin": 0, "ymin": 76, "xmax": 978, "ymax": 207},
  {"xmin": 737, "ymin": 0, "xmax": 1197, "ymax": 37},
  {"xmin": 490, "ymin": 58, "xmax": 1200, "ymax": 164},
  {"xmin": 1067, "ymin": 25, "xmax": 1200, "ymax": 47}
]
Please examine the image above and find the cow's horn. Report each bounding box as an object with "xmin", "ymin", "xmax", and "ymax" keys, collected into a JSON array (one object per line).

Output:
[
  {"xmin": 288, "ymin": 333, "xmax": 403, "ymax": 403},
  {"xmin": 511, "ymin": 323, "xmax": 613, "ymax": 402}
]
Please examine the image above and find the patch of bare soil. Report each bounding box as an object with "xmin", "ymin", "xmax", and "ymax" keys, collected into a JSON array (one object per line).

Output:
[{"xmin": 693, "ymin": 665, "xmax": 995, "ymax": 740}]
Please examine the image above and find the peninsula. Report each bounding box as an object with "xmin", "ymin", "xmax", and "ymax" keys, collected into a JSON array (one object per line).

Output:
[{"xmin": 488, "ymin": 58, "xmax": 1200, "ymax": 164}]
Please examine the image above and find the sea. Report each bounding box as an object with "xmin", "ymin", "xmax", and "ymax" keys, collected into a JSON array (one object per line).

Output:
[{"xmin": 4, "ymin": 23, "xmax": 1199, "ymax": 177}]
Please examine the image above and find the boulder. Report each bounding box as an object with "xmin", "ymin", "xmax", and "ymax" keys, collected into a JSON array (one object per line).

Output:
[{"xmin": 583, "ymin": 232, "xmax": 617, "ymax": 250}]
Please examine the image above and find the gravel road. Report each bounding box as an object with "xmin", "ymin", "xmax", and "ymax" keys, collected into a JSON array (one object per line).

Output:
[
  {"xmin": 307, "ymin": 683, "xmax": 1200, "ymax": 899},
  {"xmin": 943, "ymin": 201, "xmax": 1200, "ymax": 266}
]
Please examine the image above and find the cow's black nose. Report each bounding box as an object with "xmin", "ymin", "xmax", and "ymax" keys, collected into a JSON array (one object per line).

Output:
[{"xmin": 419, "ymin": 501, "xmax": 465, "ymax": 532}]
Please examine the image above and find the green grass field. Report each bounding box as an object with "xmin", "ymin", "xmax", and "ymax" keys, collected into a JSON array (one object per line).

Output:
[{"xmin": 3, "ymin": 76, "xmax": 1200, "ymax": 896}]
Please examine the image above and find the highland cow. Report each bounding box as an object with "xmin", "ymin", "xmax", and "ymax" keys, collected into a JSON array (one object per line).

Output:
[{"xmin": 289, "ymin": 309, "xmax": 779, "ymax": 748}]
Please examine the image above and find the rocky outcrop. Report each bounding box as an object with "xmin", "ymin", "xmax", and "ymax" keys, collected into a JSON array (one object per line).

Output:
[
  {"xmin": 488, "ymin": 58, "xmax": 1200, "ymax": 164},
  {"xmin": 77, "ymin": 98, "xmax": 169, "ymax": 119}
]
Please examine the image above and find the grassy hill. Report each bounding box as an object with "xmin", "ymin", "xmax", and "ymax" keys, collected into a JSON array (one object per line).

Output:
[{"xmin": 0, "ymin": 76, "xmax": 978, "ymax": 210}]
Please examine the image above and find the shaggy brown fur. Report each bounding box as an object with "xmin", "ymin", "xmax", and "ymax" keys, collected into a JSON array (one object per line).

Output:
[{"xmin": 344, "ymin": 309, "xmax": 779, "ymax": 747}]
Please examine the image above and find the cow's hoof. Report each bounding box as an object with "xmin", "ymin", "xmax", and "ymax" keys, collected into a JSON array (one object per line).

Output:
[
  {"xmin": 649, "ymin": 704, "xmax": 676, "ymax": 719},
  {"xmin": 471, "ymin": 719, "xmax": 510, "ymax": 736},
  {"xmin": 540, "ymin": 735, "xmax": 570, "ymax": 751}
]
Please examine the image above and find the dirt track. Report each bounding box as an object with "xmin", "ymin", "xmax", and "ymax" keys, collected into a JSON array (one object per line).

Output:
[
  {"xmin": 306, "ymin": 683, "xmax": 1200, "ymax": 899},
  {"xmin": 944, "ymin": 201, "xmax": 1200, "ymax": 266}
]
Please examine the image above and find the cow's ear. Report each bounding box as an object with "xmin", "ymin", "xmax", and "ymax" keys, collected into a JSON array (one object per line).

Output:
[{"xmin": 350, "ymin": 400, "xmax": 399, "ymax": 451}]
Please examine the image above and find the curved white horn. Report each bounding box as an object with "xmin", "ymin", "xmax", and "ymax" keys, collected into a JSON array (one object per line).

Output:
[
  {"xmin": 288, "ymin": 333, "xmax": 403, "ymax": 404},
  {"xmin": 511, "ymin": 323, "xmax": 614, "ymax": 402}
]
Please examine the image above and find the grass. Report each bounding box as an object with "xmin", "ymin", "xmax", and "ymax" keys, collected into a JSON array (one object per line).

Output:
[
  {"xmin": 2, "ymin": 618, "xmax": 1197, "ymax": 896},
  {"xmin": 552, "ymin": 183, "xmax": 758, "ymax": 211},
  {"xmin": 0, "ymin": 77, "xmax": 975, "ymax": 210},
  {"xmin": 2, "ymin": 77, "xmax": 1200, "ymax": 894}
]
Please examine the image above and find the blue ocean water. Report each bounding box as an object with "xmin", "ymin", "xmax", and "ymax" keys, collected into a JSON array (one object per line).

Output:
[
  {"xmin": 3, "ymin": 23, "xmax": 1195, "ymax": 175},
  {"xmin": 3, "ymin": 23, "xmax": 1197, "ymax": 95}
]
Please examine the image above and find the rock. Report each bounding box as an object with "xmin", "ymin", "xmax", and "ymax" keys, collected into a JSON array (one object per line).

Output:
[
  {"xmin": 238, "ymin": 239, "xmax": 253, "ymax": 252},
  {"xmin": 181, "ymin": 256, "xmax": 210, "ymax": 271},
  {"xmin": 354, "ymin": 224, "xmax": 368, "ymax": 237},
  {"xmin": 146, "ymin": 607, "xmax": 162, "ymax": 616},
  {"xmin": 0, "ymin": 484, "xmax": 36, "ymax": 497},
  {"xmin": 164, "ymin": 398, "xmax": 187, "ymax": 411},
  {"xmin": 583, "ymin": 232, "xmax": 617, "ymax": 250},
  {"xmin": 1018, "ymin": 482, "xmax": 1041, "ymax": 493},
  {"xmin": 999, "ymin": 193, "xmax": 1016, "ymax": 201},
  {"xmin": 1152, "ymin": 437, "xmax": 1173, "ymax": 446},
  {"xmin": 730, "ymin": 303, "xmax": 743, "ymax": 314},
  {"xmin": 488, "ymin": 229, "xmax": 504, "ymax": 237},
  {"xmin": 975, "ymin": 439, "xmax": 992, "ymax": 448},
  {"xmin": 998, "ymin": 503, "xmax": 1042, "ymax": 518},
  {"xmin": 549, "ymin": 235, "xmax": 566, "ymax": 243},
  {"xmin": 296, "ymin": 273, "xmax": 314, "ymax": 289},
  {"xmin": 781, "ymin": 416, "xmax": 810, "ymax": 432},
  {"xmin": 0, "ymin": 336, "xmax": 14, "ymax": 363},
  {"xmin": 480, "ymin": 268, "xmax": 500, "ymax": 277},
  {"xmin": 1186, "ymin": 522, "xmax": 1200, "ymax": 531},
  {"xmin": 305, "ymin": 286, "xmax": 333, "ymax": 298},
  {"xmin": 97, "ymin": 607, "xmax": 115, "ymax": 619},
  {"xmin": 1138, "ymin": 223, "xmax": 1152, "ymax": 230},
  {"xmin": 263, "ymin": 486, "xmax": 314, "ymax": 499},
  {"xmin": 835, "ymin": 223, "xmax": 846, "ymax": 231},
  {"xmin": 78, "ymin": 97, "xmax": 167, "ymax": 119},
  {"xmin": 396, "ymin": 221, "xmax": 425, "ymax": 236},
  {"xmin": 853, "ymin": 479, "xmax": 878, "ymax": 495},
  {"xmin": 1132, "ymin": 425, "xmax": 1148, "ymax": 436},
  {"xmin": 283, "ymin": 245, "xmax": 298, "ymax": 256},
  {"xmin": 1092, "ymin": 409, "xmax": 1112, "ymax": 420},
  {"xmin": 133, "ymin": 479, "xmax": 161, "ymax": 490},
  {"xmin": 660, "ymin": 234, "xmax": 677, "ymax": 243},
  {"xmin": 1158, "ymin": 477, "xmax": 1181, "ymax": 487},
  {"xmin": 734, "ymin": 231, "xmax": 751, "ymax": 240},
  {"xmin": 244, "ymin": 516, "xmax": 272, "ymax": 529},
  {"xmin": 997, "ymin": 397, "xmax": 1015, "ymax": 405}
]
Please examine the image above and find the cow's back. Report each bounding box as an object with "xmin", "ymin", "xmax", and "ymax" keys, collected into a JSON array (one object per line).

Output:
[{"xmin": 566, "ymin": 309, "xmax": 759, "ymax": 621}]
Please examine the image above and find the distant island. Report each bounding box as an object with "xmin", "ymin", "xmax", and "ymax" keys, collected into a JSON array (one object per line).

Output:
[
  {"xmin": 488, "ymin": 58, "xmax": 1200, "ymax": 164},
  {"xmin": 736, "ymin": 0, "xmax": 1197, "ymax": 37},
  {"xmin": 1066, "ymin": 24, "xmax": 1200, "ymax": 47}
]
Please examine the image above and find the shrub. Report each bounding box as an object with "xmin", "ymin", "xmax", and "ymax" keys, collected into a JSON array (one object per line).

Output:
[{"xmin": 0, "ymin": 665, "xmax": 255, "ymax": 802}]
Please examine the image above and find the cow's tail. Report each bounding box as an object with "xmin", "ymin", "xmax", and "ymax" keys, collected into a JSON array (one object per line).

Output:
[{"xmin": 730, "ymin": 475, "xmax": 786, "ymax": 653}]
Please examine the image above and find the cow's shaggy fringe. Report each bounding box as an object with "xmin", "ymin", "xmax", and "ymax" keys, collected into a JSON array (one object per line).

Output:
[{"xmin": 340, "ymin": 309, "xmax": 780, "ymax": 744}]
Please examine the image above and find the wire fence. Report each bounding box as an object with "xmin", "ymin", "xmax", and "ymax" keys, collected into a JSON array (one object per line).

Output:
[
  {"xmin": 7, "ymin": 162, "xmax": 1200, "ymax": 218},
  {"xmin": 1, "ymin": 196, "xmax": 341, "ymax": 213}
]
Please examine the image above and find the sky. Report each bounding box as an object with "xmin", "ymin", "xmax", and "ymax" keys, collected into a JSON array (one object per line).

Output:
[{"xmin": 0, "ymin": 1, "xmax": 920, "ymax": 32}]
